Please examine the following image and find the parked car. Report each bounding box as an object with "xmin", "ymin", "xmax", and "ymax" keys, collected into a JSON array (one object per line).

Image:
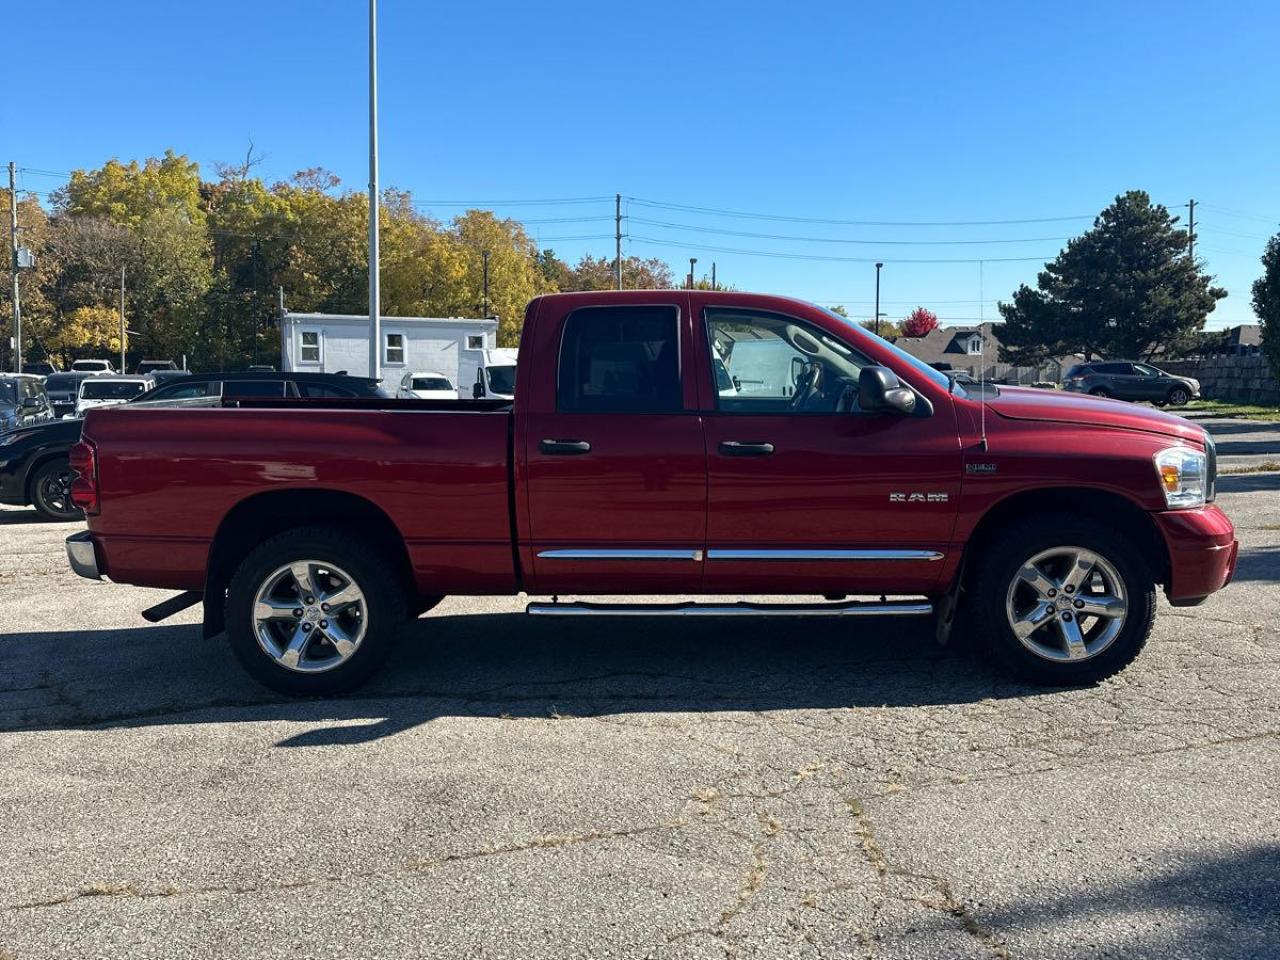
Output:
[
  {"xmin": 44, "ymin": 372, "xmax": 96, "ymax": 420},
  {"xmin": 0, "ymin": 374, "xmax": 55, "ymax": 433},
  {"xmin": 133, "ymin": 371, "xmax": 387, "ymax": 407},
  {"xmin": 1063, "ymin": 361, "xmax": 1200, "ymax": 406},
  {"xmin": 2, "ymin": 372, "xmax": 384, "ymax": 522},
  {"xmin": 64, "ymin": 291, "xmax": 1235, "ymax": 696},
  {"xmin": 135, "ymin": 360, "xmax": 178, "ymax": 374},
  {"xmin": 0, "ymin": 419, "xmax": 84, "ymax": 520},
  {"xmin": 70, "ymin": 359, "xmax": 117, "ymax": 374},
  {"xmin": 397, "ymin": 371, "xmax": 457, "ymax": 400},
  {"xmin": 21, "ymin": 361, "xmax": 60, "ymax": 377},
  {"xmin": 75, "ymin": 375, "xmax": 155, "ymax": 416}
]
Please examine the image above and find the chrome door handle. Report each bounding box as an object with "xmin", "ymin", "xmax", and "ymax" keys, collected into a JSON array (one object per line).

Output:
[
  {"xmin": 718, "ymin": 441, "xmax": 775, "ymax": 456},
  {"xmin": 540, "ymin": 439, "xmax": 592, "ymax": 455}
]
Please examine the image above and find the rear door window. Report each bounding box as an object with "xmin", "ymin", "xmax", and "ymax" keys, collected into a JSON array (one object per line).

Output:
[
  {"xmin": 556, "ymin": 306, "xmax": 682, "ymax": 413},
  {"xmin": 222, "ymin": 380, "xmax": 287, "ymax": 398}
]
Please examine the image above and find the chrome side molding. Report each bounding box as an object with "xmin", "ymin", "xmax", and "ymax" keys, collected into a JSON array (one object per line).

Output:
[
  {"xmin": 536, "ymin": 549, "xmax": 703, "ymax": 561},
  {"xmin": 535, "ymin": 548, "xmax": 943, "ymax": 562},
  {"xmin": 705, "ymin": 549, "xmax": 944, "ymax": 561},
  {"xmin": 527, "ymin": 599, "xmax": 934, "ymax": 618}
]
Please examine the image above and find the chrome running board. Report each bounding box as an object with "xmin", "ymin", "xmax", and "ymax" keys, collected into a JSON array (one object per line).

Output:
[{"xmin": 526, "ymin": 599, "xmax": 933, "ymax": 618}]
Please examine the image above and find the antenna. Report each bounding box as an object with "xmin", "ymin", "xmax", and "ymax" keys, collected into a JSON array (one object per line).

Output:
[{"xmin": 978, "ymin": 259, "xmax": 988, "ymax": 451}]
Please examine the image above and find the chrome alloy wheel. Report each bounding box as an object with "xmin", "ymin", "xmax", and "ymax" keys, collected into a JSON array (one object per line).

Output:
[
  {"xmin": 252, "ymin": 561, "xmax": 368, "ymax": 673},
  {"xmin": 1004, "ymin": 546, "xmax": 1128, "ymax": 663}
]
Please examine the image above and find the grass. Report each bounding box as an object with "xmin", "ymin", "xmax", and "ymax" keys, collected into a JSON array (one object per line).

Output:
[{"xmin": 1183, "ymin": 399, "xmax": 1280, "ymax": 422}]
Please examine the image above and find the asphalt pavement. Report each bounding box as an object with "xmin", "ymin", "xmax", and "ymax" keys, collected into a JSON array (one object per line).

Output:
[{"xmin": 0, "ymin": 418, "xmax": 1277, "ymax": 959}]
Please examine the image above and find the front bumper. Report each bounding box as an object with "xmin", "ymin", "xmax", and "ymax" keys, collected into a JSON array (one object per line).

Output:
[
  {"xmin": 65, "ymin": 530, "xmax": 103, "ymax": 580},
  {"xmin": 1154, "ymin": 505, "xmax": 1237, "ymax": 602}
]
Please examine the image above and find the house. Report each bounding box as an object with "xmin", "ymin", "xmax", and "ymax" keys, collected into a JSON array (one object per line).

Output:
[
  {"xmin": 894, "ymin": 322, "xmax": 1081, "ymax": 384},
  {"xmin": 280, "ymin": 312, "xmax": 500, "ymax": 389}
]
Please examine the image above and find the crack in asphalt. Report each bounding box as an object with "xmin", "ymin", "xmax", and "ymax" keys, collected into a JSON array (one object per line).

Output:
[{"xmin": 7, "ymin": 819, "xmax": 688, "ymax": 912}]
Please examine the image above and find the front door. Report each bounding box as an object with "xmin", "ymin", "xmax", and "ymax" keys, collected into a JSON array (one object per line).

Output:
[
  {"xmin": 522, "ymin": 296, "xmax": 707, "ymax": 594},
  {"xmin": 696, "ymin": 304, "xmax": 962, "ymax": 596}
]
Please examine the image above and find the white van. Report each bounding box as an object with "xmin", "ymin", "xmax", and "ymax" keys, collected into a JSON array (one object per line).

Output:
[{"xmin": 469, "ymin": 348, "xmax": 518, "ymax": 400}]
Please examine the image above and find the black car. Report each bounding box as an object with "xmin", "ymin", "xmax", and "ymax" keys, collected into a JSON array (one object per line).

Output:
[
  {"xmin": 133, "ymin": 371, "xmax": 386, "ymax": 406},
  {"xmin": 43, "ymin": 371, "xmax": 96, "ymax": 420},
  {"xmin": 1063, "ymin": 361, "xmax": 1200, "ymax": 405},
  {"xmin": 1, "ymin": 372, "xmax": 387, "ymax": 521},
  {"xmin": 21, "ymin": 361, "xmax": 60, "ymax": 377},
  {"xmin": 0, "ymin": 374, "xmax": 54, "ymax": 433}
]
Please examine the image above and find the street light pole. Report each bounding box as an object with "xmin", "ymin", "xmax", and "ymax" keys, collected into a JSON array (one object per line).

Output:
[
  {"xmin": 688, "ymin": 257, "xmax": 697, "ymax": 290},
  {"xmin": 874, "ymin": 262, "xmax": 884, "ymax": 337},
  {"xmin": 367, "ymin": 0, "xmax": 381, "ymax": 380}
]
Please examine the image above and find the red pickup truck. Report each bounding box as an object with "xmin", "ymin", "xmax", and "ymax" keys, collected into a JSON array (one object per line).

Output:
[{"xmin": 64, "ymin": 291, "xmax": 1237, "ymax": 694}]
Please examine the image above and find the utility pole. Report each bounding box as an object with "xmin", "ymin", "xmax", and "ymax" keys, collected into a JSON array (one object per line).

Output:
[
  {"xmin": 119, "ymin": 266, "xmax": 126, "ymax": 372},
  {"xmin": 874, "ymin": 262, "xmax": 884, "ymax": 337},
  {"xmin": 482, "ymin": 250, "xmax": 491, "ymax": 317},
  {"xmin": 8, "ymin": 162, "xmax": 20, "ymax": 373},
  {"xmin": 367, "ymin": 0, "xmax": 381, "ymax": 380},
  {"xmin": 614, "ymin": 193, "xmax": 623, "ymax": 290},
  {"xmin": 711, "ymin": 262, "xmax": 717, "ymax": 291},
  {"xmin": 1187, "ymin": 198, "xmax": 1196, "ymax": 260}
]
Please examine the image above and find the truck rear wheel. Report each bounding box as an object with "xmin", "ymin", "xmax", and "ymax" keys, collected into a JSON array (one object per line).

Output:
[
  {"xmin": 969, "ymin": 515, "xmax": 1156, "ymax": 685},
  {"xmin": 225, "ymin": 526, "xmax": 409, "ymax": 695}
]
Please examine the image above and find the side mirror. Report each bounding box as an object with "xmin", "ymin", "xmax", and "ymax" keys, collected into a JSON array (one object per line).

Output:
[
  {"xmin": 858, "ymin": 366, "xmax": 916, "ymax": 415},
  {"xmin": 472, "ymin": 382, "xmax": 485, "ymax": 399}
]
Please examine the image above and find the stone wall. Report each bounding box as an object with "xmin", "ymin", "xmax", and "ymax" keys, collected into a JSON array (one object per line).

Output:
[{"xmin": 1161, "ymin": 354, "xmax": 1280, "ymax": 405}]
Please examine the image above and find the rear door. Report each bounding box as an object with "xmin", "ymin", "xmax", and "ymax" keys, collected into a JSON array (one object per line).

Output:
[{"xmin": 521, "ymin": 295, "xmax": 707, "ymax": 594}]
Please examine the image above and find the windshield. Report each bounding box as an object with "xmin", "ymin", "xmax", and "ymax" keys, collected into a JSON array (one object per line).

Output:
[
  {"xmin": 81, "ymin": 380, "xmax": 147, "ymax": 400},
  {"xmin": 486, "ymin": 365, "xmax": 516, "ymax": 395},
  {"xmin": 819, "ymin": 307, "xmax": 961, "ymax": 396},
  {"xmin": 45, "ymin": 374, "xmax": 81, "ymax": 392},
  {"xmin": 412, "ymin": 377, "xmax": 453, "ymax": 391}
]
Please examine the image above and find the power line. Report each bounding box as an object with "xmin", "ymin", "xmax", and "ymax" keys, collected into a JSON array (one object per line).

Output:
[
  {"xmin": 630, "ymin": 216, "xmax": 1069, "ymax": 246},
  {"xmin": 628, "ymin": 235, "xmax": 1055, "ymax": 265},
  {"xmin": 626, "ymin": 196, "xmax": 1098, "ymax": 227},
  {"xmin": 413, "ymin": 196, "xmax": 612, "ymax": 207}
]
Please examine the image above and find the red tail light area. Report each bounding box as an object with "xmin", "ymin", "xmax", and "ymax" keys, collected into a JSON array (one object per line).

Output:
[{"xmin": 68, "ymin": 440, "xmax": 100, "ymax": 515}]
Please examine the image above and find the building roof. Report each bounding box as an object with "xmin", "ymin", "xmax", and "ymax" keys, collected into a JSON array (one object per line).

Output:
[
  {"xmin": 282, "ymin": 312, "xmax": 497, "ymax": 329},
  {"xmin": 894, "ymin": 323, "xmax": 1002, "ymax": 369}
]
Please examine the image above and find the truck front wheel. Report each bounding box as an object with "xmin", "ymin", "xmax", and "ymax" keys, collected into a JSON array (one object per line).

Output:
[
  {"xmin": 225, "ymin": 527, "xmax": 409, "ymax": 695},
  {"xmin": 970, "ymin": 515, "xmax": 1156, "ymax": 685}
]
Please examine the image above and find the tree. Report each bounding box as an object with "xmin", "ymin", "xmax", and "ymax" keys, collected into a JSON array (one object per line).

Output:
[
  {"xmin": 998, "ymin": 191, "xmax": 1226, "ymax": 364},
  {"xmin": 44, "ymin": 306, "xmax": 123, "ymax": 358},
  {"xmin": 552, "ymin": 253, "xmax": 676, "ymax": 292},
  {"xmin": 859, "ymin": 317, "xmax": 903, "ymax": 339},
  {"xmin": 902, "ymin": 307, "xmax": 939, "ymax": 338},
  {"xmin": 1253, "ymin": 233, "xmax": 1280, "ymax": 380}
]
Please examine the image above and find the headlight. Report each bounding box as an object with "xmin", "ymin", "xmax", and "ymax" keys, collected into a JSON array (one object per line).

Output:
[{"xmin": 1153, "ymin": 446, "xmax": 1207, "ymax": 509}]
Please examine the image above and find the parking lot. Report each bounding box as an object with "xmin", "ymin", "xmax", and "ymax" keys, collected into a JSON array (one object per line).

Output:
[{"xmin": 1, "ymin": 417, "xmax": 1277, "ymax": 960}]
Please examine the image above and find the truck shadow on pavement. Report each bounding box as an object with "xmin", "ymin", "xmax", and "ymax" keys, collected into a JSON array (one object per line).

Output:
[{"xmin": 0, "ymin": 614, "xmax": 1053, "ymax": 744}]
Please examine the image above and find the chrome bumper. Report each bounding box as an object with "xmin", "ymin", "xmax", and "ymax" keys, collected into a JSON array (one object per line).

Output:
[{"xmin": 66, "ymin": 530, "xmax": 102, "ymax": 580}]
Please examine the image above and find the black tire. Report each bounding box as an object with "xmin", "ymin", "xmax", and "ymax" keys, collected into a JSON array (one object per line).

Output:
[
  {"xmin": 225, "ymin": 526, "xmax": 409, "ymax": 696},
  {"xmin": 30, "ymin": 459, "xmax": 83, "ymax": 522},
  {"xmin": 968, "ymin": 514, "xmax": 1156, "ymax": 685},
  {"xmin": 1167, "ymin": 386, "xmax": 1190, "ymax": 406},
  {"xmin": 1089, "ymin": 387, "xmax": 1111, "ymax": 399}
]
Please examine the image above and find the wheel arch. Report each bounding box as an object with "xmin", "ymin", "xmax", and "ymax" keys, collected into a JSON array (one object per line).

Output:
[
  {"xmin": 22, "ymin": 450, "xmax": 73, "ymax": 505},
  {"xmin": 202, "ymin": 488, "xmax": 415, "ymax": 638},
  {"xmin": 964, "ymin": 486, "xmax": 1170, "ymax": 587}
]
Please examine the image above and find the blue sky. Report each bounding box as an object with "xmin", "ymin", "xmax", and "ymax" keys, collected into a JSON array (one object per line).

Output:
[{"xmin": 8, "ymin": 0, "xmax": 1279, "ymax": 329}]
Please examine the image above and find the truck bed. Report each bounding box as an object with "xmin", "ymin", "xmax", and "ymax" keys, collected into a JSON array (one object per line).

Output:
[{"xmin": 81, "ymin": 402, "xmax": 517, "ymax": 594}]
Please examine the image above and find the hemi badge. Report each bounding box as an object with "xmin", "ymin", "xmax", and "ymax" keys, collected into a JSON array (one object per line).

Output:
[{"xmin": 966, "ymin": 463, "xmax": 998, "ymax": 475}]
